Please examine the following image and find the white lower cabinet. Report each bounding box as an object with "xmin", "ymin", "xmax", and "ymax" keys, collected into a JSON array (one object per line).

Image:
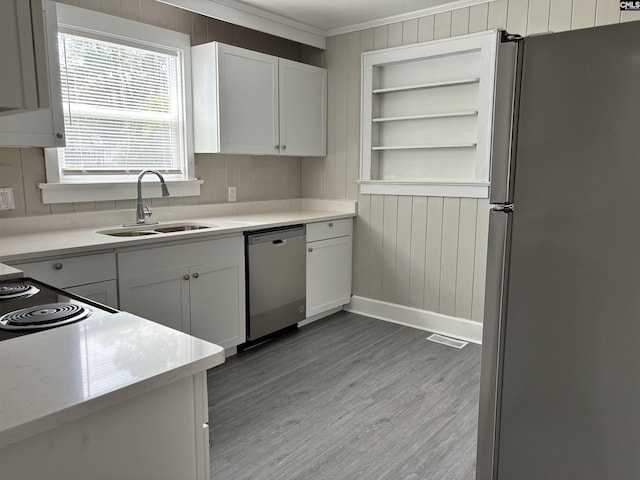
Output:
[
  {"xmin": 11, "ymin": 251, "xmax": 118, "ymax": 308},
  {"xmin": 118, "ymin": 236, "xmax": 246, "ymax": 352},
  {"xmin": 118, "ymin": 267, "xmax": 190, "ymax": 333},
  {"xmin": 0, "ymin": 372, "xmax": 210, "ymax": 480},
  {"xmin": 306, "ymin": 219, "xmax": 353, "ymax": 318},
  {"xmin": 66, "ymin": 280, "xmax": 117, "ymax": 307},
  {"xmin": 189, "ymin": 256, "xmax": 246, "ymax": 349}
]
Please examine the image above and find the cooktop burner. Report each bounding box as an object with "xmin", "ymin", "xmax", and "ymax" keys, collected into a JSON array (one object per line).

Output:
[
  {"xmin": 0, "ymin": 282, "xmax": 40, "ymax": 300},
  {"xmin": 0, "ymin": 277, "xmax": 118, "ymax": 341},
  {"xmin": 0, "ymin": 303, "xmax": 92, "ymax": 330}
]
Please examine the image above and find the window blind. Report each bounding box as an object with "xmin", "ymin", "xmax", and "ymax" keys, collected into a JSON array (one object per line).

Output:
[{"xmin": 58, "ymin": 32, "xmax": 184, "ymax": 175}]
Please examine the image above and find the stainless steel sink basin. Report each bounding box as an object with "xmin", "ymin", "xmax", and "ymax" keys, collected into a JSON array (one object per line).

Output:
[
  {"xmin": 105, "ymin": 230, "xmax": 158, "ymax": 237},
  {"xmin": 153, "ymin": 224, "xmax": 214, "ymax": 233},
  {"xmin": 98, "ymin": 223, "xmax": 219, "ymax": 237}
]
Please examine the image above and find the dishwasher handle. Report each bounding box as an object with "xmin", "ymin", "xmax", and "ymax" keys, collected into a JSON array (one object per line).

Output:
[{"xmin": 247, "ymin": 225, "xmax": 305, "ymax": 245}]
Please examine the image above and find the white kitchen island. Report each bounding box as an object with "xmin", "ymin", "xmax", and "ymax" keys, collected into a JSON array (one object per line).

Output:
[{"xmin": 0, "ymin": 311, "xmax": 224, "ymax": 480}]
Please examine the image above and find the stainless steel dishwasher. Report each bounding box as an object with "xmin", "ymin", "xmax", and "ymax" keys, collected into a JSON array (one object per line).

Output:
[{"xmin": 245, "ymin": 225, "xmax": 306, "ymax": 341}]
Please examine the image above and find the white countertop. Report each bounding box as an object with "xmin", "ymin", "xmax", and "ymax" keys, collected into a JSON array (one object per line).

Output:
[
  {"xmin": 0, "ymin": 311, "xmax": 225, "ymax": 449},
  {"xmin": 0, "ymin": 199, "xmax": 356, "ymax": 263}
]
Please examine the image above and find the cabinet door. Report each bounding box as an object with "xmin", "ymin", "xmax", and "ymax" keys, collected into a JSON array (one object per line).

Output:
[
  {"xmin": 306, "ymin": 235, "xmax": 352, "ymax": 317},
  {"xmin": 119, "ymin": 268, "xmax": 190, "ymax": 333},
  {"xmin": 0, "ymin": 374, "xmax": 208, "ymax": 480},
  {"xmin": 67, "ymin": 280, "xmax": 118, "ymax": 308},
  {"xmin": 0, "ymin": 0, "xmax": 40, "ymax": 113},
  {"xmin": 217, "ymin": 43, "xmax": 279, "ymax": 155},
  {"xmin": 189, "ymin": 256, "xmax": 246, "ymax": 350},
  {"xmin": 0, "ymin": 0, "xmax": 65, "ymax": 147},
  {"xmin": 279, "ymin": 59, "xmax": 327, "ymax": 156}
]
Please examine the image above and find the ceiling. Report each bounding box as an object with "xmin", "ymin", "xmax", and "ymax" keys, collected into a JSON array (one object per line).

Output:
[{"xmin": 229, "ymin": 0, "xmax": 457, "ymax": 32}]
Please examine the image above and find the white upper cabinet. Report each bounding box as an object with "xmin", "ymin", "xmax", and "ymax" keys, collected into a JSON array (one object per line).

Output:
[
  {"xmin": 0, "ymin": 0, "xmax": 48, "ymax": 114},
  {"xmin": 0, "ymin": 0, "xmax": 65, "ymax": 147},
  {"xmin": 196, "ymin": 44, "xmax": 279, "ymax": 155},
  {"xmin": 279, "ymin": 59, "xmax": 327, "ymax": 156},
  {"xmin": 192, "ymin": 42, "xmax": 326, "ymax": 156}
]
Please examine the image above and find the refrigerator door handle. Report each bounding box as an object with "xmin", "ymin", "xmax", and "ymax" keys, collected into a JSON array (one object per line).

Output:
[
  {"xmin": 492, "ymin": 204, "xmax": 514, "ymax": 213},
  {"xmin": 489, "ymin": 37, "xmax": 520, "ymax": 205},
  {"xmin": 476, "ymin": 209, "xmax": 512, "ymax": 480}
]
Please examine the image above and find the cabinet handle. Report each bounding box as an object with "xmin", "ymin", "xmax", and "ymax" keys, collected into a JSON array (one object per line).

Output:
[
  {"xmin": 56, "ymin": 132, "xmax": 64, "ymax": 139},
  {"xmin": 274, "ymin": 144, "xmax": 280, "ymax": 150},
  {"xmin": 281, "ymin": 145, "xmax": 286, "ymax": 150},
  {"xmin": 183, "ymin": 274, "xmax": 190, "ymax": 280},
  {"xmin": 54, "ymin": 262, "xmax": 63, "ymax": 270},
  {"xmin": 192, "ymin": 273, "xmax": 200, "ymax": 279},
  {"xmin": 328, "ymin": 222, "xmax": 334, "ymax": 227},
  {"xmin": 308, "ymin": 247, "xmax": 313, "ymax": 252}
]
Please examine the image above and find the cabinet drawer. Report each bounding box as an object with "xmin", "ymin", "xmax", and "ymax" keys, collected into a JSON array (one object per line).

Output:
[
  {"xmin": 306, "ymin": 218, "xmax": 353, "ymax": 242},
  {"xmin": 12, "ymin": 252, "xmax": 116, "ymax": 289}
]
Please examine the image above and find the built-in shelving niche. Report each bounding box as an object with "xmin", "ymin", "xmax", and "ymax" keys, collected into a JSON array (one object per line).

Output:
[{"xmin": 360, "ymin": 30, "xmax": 499, "ymax": 198}]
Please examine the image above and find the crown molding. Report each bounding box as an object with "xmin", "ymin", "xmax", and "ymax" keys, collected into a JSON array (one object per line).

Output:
[
  {"xmin": 326, "ymin": 0, "xmax": 495, "ymax": 36},
  {"xmin": 159, "ymin": 0, "xmax": 495, "ymax": 48},
  {"xmin": 157, "ymin": 0, "xmax": 327, "ymax": 48}
]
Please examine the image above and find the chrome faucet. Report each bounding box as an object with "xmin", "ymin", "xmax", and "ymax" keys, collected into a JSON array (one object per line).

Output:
[{"xmin": 126, "ymin": 170, "xmax": 170, "ymax": 226}]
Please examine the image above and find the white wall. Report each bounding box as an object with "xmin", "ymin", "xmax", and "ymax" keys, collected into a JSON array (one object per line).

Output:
[{"xmin": 302, "ymin": 0, "xmax": 639, "ymax": 331}]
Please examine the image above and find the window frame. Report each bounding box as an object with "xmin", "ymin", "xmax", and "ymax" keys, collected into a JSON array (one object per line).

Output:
[{"xmin": 41, "ymin": 2, "xmax": 200, "ymax": 204}]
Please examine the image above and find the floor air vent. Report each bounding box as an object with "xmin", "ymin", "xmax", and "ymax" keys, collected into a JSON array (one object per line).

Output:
[{"xmin": 426, "ymin": 334, "xmax": 468, "ymax": 349}]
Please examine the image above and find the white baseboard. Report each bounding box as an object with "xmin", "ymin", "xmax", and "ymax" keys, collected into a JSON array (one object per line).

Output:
[
  {"xmin": 344, "ymin": 296, "xmax": 483, "ymax": 344},
  {"xmin": 298, "ymin": 306, "xmax": 343, "ymax": 327}
]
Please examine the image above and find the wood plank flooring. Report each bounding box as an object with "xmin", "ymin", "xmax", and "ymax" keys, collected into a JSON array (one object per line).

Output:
[{"xmin": 207, "ymin": 311, "xmax": 481, "ymax": 480}]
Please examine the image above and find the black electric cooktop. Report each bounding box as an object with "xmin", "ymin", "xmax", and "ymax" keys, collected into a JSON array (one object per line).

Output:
[{"xmin": 0, "ymin": 277, "xmax": 117, "ymax": 342}]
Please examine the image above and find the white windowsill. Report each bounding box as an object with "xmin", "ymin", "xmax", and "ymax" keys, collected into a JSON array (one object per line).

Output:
[
  {"xmin": 358, "ymin": 181, "xmax": 489, "ymax": 198},
  {"xmin": 38, "ymin": 179, "xmax": 203, "ymax": 204}
]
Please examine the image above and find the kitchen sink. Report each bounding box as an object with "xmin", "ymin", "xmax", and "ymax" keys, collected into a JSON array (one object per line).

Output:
[
  {"xmin": 98, "ymin": 223, "xmax": 220, "ymax": 237},
  {"xmin": 104, "ymin": 230, "xmax": 158, "ymax": 237},
  {"xmin": 153, "ymin": 224, "xmax": 215, "ymax": 233}
]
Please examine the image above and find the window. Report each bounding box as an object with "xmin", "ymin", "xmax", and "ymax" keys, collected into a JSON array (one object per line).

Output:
[
  {"xmin": 42, "ymin": 2, "xmax": 199, "ymax": 203},
  {"xmin": 58, "ymin": 33, "xmax": 184, "ymax": 177}
]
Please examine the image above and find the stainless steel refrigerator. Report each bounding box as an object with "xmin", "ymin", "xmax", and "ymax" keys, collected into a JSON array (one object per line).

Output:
[{"xmin": 476, "ymin": 22, "xmax": 640, "ymax": 480}]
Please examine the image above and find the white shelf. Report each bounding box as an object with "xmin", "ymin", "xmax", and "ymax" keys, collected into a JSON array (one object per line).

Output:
[
  {"xmin": 358, "ymin": 180, "xmax": 490, "ymax": 198},
  {"xmin": 360, "ymin": 30, "xmax": 499, "ymax": 196},
  {"xmin": 372, "ymin": 143, "xmax": 477, "ymax": 151},
  {"xmin": 372, "ymin": 77, "xmax": 480, "ymax": 94},
  {"xmin": 359, "ymin": 180, "xmax": 490, "ymax": 186},
  {"xmin": 372, "ymin": 111, "xmax": 478, "ymax": 123}
]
